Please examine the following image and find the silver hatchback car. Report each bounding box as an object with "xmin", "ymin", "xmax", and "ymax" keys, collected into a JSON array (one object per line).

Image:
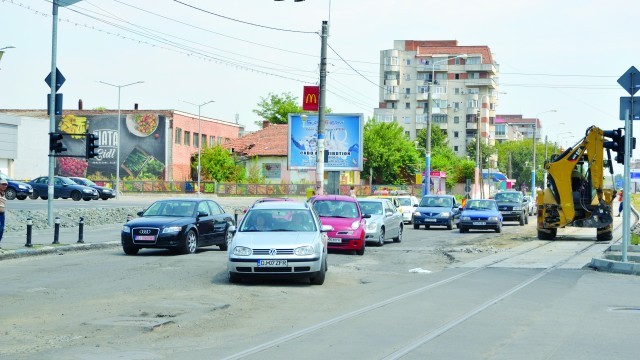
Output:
[
  {"xmin": 357, "ymin": 198, "xmax": 404, "ymax": 247},
  {"xmin": 227, "ymin": 201, "xmax": 332, "ymax": 285}
]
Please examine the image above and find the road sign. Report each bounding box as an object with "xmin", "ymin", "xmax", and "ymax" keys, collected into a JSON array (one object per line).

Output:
[
  {"xmin": 45, "ymin": 67, "xmax": 65, "ymax": 92},
  {"xmin": 619, "ymin": 97, "xmax": 640, "ymax": 120},
  {"xmin": 631, "ymin": 170, "xmax": 640, "ymax": 182},
  {"xmin": 617, "ymin": 66, "xmax": 640, "ymax": 95},
  {"xmin": 47, "ymin": 93, "xmax": 63, "ymax": 115},
  {"xmin": 616, "ymin": 178, "xmax": 623, "ymax": 188}
]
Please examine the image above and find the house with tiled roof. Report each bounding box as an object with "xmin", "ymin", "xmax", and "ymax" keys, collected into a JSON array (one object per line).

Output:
[{"xmin": 224, "ymin": 121, "xmax": 315, "ymax": 183}]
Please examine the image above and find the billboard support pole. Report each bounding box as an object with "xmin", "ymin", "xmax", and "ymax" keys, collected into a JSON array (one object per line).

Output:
[{"xmin": 316, "ymin": 21, "xmax": 328, "ymax": 195}]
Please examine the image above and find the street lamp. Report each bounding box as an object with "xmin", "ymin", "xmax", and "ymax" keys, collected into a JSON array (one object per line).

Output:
[
  {"xmin": 532, "ymin": 110, "xmax": 557, "ymax": 197},
  {"xmin": 424, "ymin": 53, "xmax": 467, "ymax": 197},
  {"xmin": 99, "ymin": 81, "xmax": 144, "ymax": 198},
  {"xmin": 0, "ymin": 46, "xmax": 15, "ymax": 65},
  {"xmin": 183, "ymin": 100, "xmax": 215, "ymax": 195}
]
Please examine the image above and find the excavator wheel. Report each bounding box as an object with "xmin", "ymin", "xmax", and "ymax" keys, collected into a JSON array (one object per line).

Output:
[
  {"xmin": 596, "ymin": 226, "xmax": 613, "ymax": 241},
  {"xmin": 537, "ymin": 228, "xmax": 557, "ymax": 240}
]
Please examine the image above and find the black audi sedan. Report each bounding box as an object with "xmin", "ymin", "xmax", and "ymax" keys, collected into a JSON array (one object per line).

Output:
[{"xmin": 121, "ymin": 198, "xmax": 235, "ymax": 255}]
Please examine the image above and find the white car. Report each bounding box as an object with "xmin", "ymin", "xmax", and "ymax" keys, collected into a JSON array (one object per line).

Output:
[
  {"xmin": 357, "ymin": 198, "xmax": 404, "ymax": 247},
  {"xmin": 396, "ymin": 195, "xmax": 420, "ymax": 224},
  {"xmin": 523, "ymin": 195, "xmax": 537, "ymax": 216}
]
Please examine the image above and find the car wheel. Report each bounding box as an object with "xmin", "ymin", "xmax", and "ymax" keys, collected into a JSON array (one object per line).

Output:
[
  {"xmin": 122, "ymin": 244, "xmax": 139, "ymax": 255},
  {"xmin": 355, "ymin": 240, "xmax": 365, "ymax": 256},
  {"xmin": 459, "ymin": 226, "xmax": 468, "ymax": 233},
  {"xmin": 495, "ymin": 222, "xmax": 502, "ymax": 233},
  {"xmin": 40, "ymin": 196, "xmax": 48, "ymax": 200},
  {"xmin": 524, "ymin": 213, "xmax": 529, "ymax": 225},
  {"xmin": 424, "ymin": 225, "xmax": 430, "ymax": 229},
  {"xmin": 219, "ymin": 228, "xmax": 233, "ymax": 251},
  {"xmin": 83, "ymin": 198, "xmax": 91, "ymax": 201},
  {"xmin": 182, "ymin": 230, "xmax": 198, "ymax": 254},
  {"xmin": 17, "ymin": 195, "xmax": 27, "ymax": 200},
  {"xmin": 310, "ymin": 258, "xmax": 327, "ymax": 285},
  {"xmin": 446, "ymin": 218, "xmax": 453, "ymax": 230},
  {"xmin": 519, "ymin": 213, "xmax": 525, "ymax": 226},
  {"xmin": 413, "ymin": 224, "xmax": 419, "ymax": 230},
  {"xmin": 101, "ymin": 197, "xmax": 109, "ymax": 200},
  {"xmin": 228, "ymin": 272, "xmax": 242, "ymax": 284},
  {"xmin": 5, "ymin": 188, "xmax": 16, "ymax": 200},
  {"xmin": 29, "ymin": 190, "xmax": 39, "ymax": 200},
  {"xmin": 393, "ymin": 225, "xmax": 402, "ymax": 243},
  {"xmin": 71, "ymin": 191, "xmax": 82, "ymax": 201}
]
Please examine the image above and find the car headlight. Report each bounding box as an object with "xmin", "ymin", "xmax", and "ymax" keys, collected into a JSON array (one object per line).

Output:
[
  {"xmin": 350, "ymin": 220, "xmax": 360, "ymax": 230},
  {"xmin": 103, "ymin": 189, "xmax": 112, "ymax": 193},
  {"xmin": 294, "ymin": 245, "xmax": 315, "ymax": 256},
  {"xmin": 461, "ymin": 216, "xmax": 470, "ymax": 221},
  {"xmin": 233, "ymin": 246, "xmax": 252, "ymax": 256},
  {"xmin": 18, "ymin": 184, "xmax": 27, "ymax": 189},
  {"xmin": 82, "ymin": 189, "xmax": 93, "ymax": 193},
  {"xmin": 366, "ymin": 221, "xmax": 377, "ymax": 231},
  {"xmin": 162, "ymin": 226, "xmax": 182, "ymax": 233},
  {"xmin": 439, "ymin": 212, "xmax": 451, "ymax": 218},
  {"xmin": 513, "ymin": 206, "xmax": 522, "ymax": 211},
  {"xmin": 413, "ymin": 211, "xmax": 422, "ymax": 217},
  {"xmin": 488, "ymin": 216, "xmax": 498, "ymax": 221},
  {"xmin": 122, "ymin": 225, "xmax": 130, "ymax": 233}
]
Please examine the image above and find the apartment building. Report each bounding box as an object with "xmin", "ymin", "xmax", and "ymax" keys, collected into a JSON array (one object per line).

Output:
[
  {"xmin": 374, "ymin": 40, "xmax": 501, "ymax": 157},
  {"xmin": 494, "ymin": 114, "xmax": 543, "ymax": 144}
]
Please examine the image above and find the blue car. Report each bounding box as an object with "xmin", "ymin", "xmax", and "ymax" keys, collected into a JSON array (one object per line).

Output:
[
  {"xmin": 458, "ymin": 199, "xmax": 503, "ymax": 233},
  {"xmin": 412, "ymin": 195, "xmax": 460, "ymax": 230},
  {"xmin": 28, "ymin": 176, "xmax": 99, "ymax": 201},
  {"xmin": 0, "ymin": 173, "xmax": 33, "ymax": 200}
]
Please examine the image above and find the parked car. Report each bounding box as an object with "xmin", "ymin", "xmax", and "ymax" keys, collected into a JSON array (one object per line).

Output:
[
  {"xmin": 121, "ymin": 198, "xmax": 235, "ymax": 255},
  {"xmin": 412, "ymin": 195, "xmax": 460, "ymax": 230},
  {"xmin": 28, "ymin": 176, "xmax": 98, "ymax": 201},
  {"xmin": 523, "ymin": 195, "xmax": 536, "ymax": 216},
  {"xmin": 395, "ymin": 195, "xmax": 420, "ymax": 224},
  {"xmin": 493, "ymin": 191, "xmax": 528, "ymax": 225},
  {"xmin": 310, "ymin": 195, "xmax": 370, "ymax": 255},
  {"xmin": 357, "ymin": 198, "xmax": 403, "ymax": 246},
  {"xmin": 458, "ymin": 199, "xmax": 503, "ymax": 233},
  {"xmin": 0, "ymin": 173, "xmax": 32, "ymax": 200},
  {"xmin": 227, "ymin": 201, "xmax": 330, "ymax": 285},
  {"xmin": 68, "ymin": 177, "xmax": 115, "ymax": 200}
]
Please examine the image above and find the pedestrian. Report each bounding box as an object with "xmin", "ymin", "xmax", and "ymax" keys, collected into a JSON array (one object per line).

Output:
[
  {"xmin": 349, "ymin": 185, "xmax": 356, "ymax": 198},
  {"xmin": 0, "ymin": 179, "xmax": 6, "ymax": 249},
  {"xmin": 617, "ymin": 189, "xmax": 623, "ymax": 217}
]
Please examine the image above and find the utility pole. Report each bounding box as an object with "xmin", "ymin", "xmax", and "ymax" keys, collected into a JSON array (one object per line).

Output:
[
  {"xmin": 475, "ymin": 109, "xmax": 481, "ymax": 199},
  {"xmin": 316, "ymin": 21, "xmax": 328, "ymax": 195}
]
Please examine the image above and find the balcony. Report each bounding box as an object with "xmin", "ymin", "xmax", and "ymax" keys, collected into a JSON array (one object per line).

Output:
[
  {"xmin": 416, "ymin": 92, "xmax": 428, "ymax": 101},
  {"xmin": 384, "ymin": 79, "xmax": 399, "ymax": 86},
  {"xmin": 384, "ymin": 64, "xmax": 400, "ymax": 72},
  {"xmin": 466, "ymin": 121, "xmax": 478, "ymax": 130},
  {"xmin": 465, "ymin": 78, "xmax": 497, "ymax": 89},
  {"xmin": 384, "ymin": 93, "xmax": 399, "ymax": 101},
  {"xmin": 465, "ymin": 63, "xmax": 497, "ymax": 74}
]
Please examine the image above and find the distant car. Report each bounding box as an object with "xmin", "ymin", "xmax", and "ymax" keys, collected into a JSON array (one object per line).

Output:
[
  {"xmin": 412, "ymin": 195, "xmax": 460, "ymax": 230},
  {"xmin": 28, "ymin": 176, "xmax": 98, "ymax": 201},
  {"xmin": 523, "ymin": 195, "xmax": 536, "ymax": 216},
  {"xmin": 357, "ymin": 198, "xmax": 403, "ymax": 246},
  {"xmin": 227, "ymin": 201, "xmax": 330, "ymax": 285},
  {"xmin": 458, "ymin": 199, "xmax": 503, "ymax": 233},
  {"xmin": 310, "ymin": 195, "xmax": 370, "ymax": 255},
  {"xmin": 68, "ymin": 177, "xmax": 115, "ymax": 200},
  {"xmin": 0, "ymin": 173, "xmax": 32, "ymax": 200},
  {"xmin": 395, "ymin": 195, "xmax": 420, "ymax": 224},
  {"xmin": 494, "ymin": 191, "xmax": 528, "ymax": 225},
  {"xmin": 121, "ymin": 198, "xmax": 235, "ymax": 255}
]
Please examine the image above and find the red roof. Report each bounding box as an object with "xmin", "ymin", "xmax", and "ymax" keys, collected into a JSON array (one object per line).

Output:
[
  {"xmin": 407, "ymin": 40, "xmax": 494, "ymax": 65},
  {"xmin": 224, "ymin": 124, "xmax": 288, "ymax": 157}
]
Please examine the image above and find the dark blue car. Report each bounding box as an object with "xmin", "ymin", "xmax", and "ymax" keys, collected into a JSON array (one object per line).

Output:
[
  {"xmin": 412, "ymin": 195, "xmax": 460, "ymax": 230},
  {"xmin": 458, "ymin": 199, "xmax": 503, "ymax": 233},
  {"xmin": 0, "ymin": 173, "xmax": 33, "ymax": 200},
  {"xmin": 28, "ymin": 176, "xmax": 99, "ymax": 201}
]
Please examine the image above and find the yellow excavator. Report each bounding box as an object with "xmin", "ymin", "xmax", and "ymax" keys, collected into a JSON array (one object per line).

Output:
[{"xmin": 536, "ymin": 126, "xmax": 618, "ymax": 240}]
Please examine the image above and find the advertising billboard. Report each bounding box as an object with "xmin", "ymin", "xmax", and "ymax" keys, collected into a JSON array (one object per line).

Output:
[{"xmin": 288, "ymin": 113, "xmax": 363, "ymax": 171}]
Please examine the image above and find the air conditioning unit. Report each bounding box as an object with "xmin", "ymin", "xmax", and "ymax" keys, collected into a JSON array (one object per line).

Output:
[
  {"xmin": 454, "ymin": 108, "xmax": 459, "ymax": 112},
  {"xmin": 404, "ymin": 94, "xmax": 410, "ymax": 98},
  {"xmin": 447, "ymin": 104, "xmax": 453, "ymax": 108},
  {"xmin": 460, "ymin": 90, "xmax": 466, "ymax": 95}
]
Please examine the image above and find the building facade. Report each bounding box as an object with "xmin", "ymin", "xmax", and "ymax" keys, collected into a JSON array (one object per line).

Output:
[{"xmin": 374, "ymin": 40, "xmax": 501, "ymax": 156}]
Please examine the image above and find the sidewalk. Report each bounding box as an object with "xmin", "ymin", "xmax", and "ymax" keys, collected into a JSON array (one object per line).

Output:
[{"xmin": 0, "ymin": 223, "xmax": 123, "ymax": 260}]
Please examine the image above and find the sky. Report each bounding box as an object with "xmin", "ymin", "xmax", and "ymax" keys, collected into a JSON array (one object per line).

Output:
[{"xmin": 0, "ymin": 0, "xmax": 638, "ymax": 173}]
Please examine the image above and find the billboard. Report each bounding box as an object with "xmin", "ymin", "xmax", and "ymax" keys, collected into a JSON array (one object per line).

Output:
[{"xmin": 288, "ymin": 113, "xmax": 363, "ymax": 171}]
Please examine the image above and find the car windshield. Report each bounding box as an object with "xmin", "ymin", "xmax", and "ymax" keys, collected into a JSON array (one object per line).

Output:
[
  {"xmin": 397, "ymin": 198, "xmax": 412, "ymax": 206},
  {"xmin": 358, "ymin": 201, "xmax": 383, "ymax": 216},
  {"xmin": 313, "ymin": 200, "xmax": 359, "ymax": 218},
  {"xmin": 494, "ymin": 193, "xmax": 521, "ymax": 203},
  {"xmin": 240, "ymin": 209, "xmax": 316, "ymax": 232},
  {"xmin": 466, "ymin": 201, "xmax": 496, "ymax": 211},
  {"xmin": 419, "ymin": 197, "xmax": 452, "ymax": 207},
  {"xmin": 144, "ymin": 201, "xmax": 196, "ymax": 217}
]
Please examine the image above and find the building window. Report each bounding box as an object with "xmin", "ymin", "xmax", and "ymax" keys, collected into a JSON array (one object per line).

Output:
[
  {"xmin": 469, "ymin": 72, "xmax": 480, "ymax": 79},
  {"xmin": 202, "ymin": 134, "xmax": 207, "ymax": 148},
  {"xmin": 209, "ymin": 136, "xmax": 215, "ymax": 147},
  {"xmin": 263, "ymin": 163, "xmax": 281, "ymax": 179},
  {"xmin": 454, "ymin": 145, "xmax": 459, "ymax": 152},
  {"xmin": 405, "ymin": 58, "xmax": 411, "ymax": 65},
  {"xmin": 194, "ymin": 133, "xmax": 200, "ymax": 148},
  {"xmin": 404, "ymin": 116, "xmax": 411, "ymax": 124},
  {"xmin": 404, "ymin": 74, "xmax": 411, "ymax": 81},
  {"xmin": 454, "ymin": 116, "xmax": 460, "ymax": 124},
  {"xmin": 405, "ymin": 88, "xmax": 410, "ymax": 94},
  {"xmin": 495, "ymin": 124, "xmax": 506, "ymax": 136},
  {"xmin": 184, "ymin": 131, "xmax": 191, "ymax": 146},
  {"xmin": 175, "ymin": 128, "xmax": 182, "ymax": 144},
  {"xmin": 454, "ymin": 73, "xmax": 460, "ymax": 79},
  {"xmin": 454, "ymin": 131, "xmax": 459, "ymax": 138},
  {"xmin": 405, "ymin": 131, "xmax": 410, "ymax": 138},
  {"xmin": 405, "ymin": 102, "xmax": 410, "ymax": 109}
]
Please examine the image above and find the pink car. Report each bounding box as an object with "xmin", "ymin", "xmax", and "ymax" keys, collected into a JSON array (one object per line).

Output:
[{"xmin": 311, "ymin": 195, "xmax": 370, "ymax": 255}]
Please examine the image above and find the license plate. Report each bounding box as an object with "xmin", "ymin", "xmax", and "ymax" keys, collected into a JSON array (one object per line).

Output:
[
  {"xmin": 258, "ymin": 259, "xmax": 288, "ymax": 267},
  {"xmin": 134, "ymin": 235, "xmax": 155, "ymax": 241},
  {"xmin": 425, "ymin": 219, "xmax": 437, "ymax": 222},
  {"xmin": 328, "ymin": 237, "xmax": 342, "ymax": 243},
  {"xmin": 472, "ymin": 222, "xmax": 486, "ymax": 225}
]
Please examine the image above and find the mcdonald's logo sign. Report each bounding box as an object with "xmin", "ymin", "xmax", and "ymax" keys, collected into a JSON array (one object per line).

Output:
[{"xmin": 303, "ymin": 86, "xmax": 319, "ymax": 111}]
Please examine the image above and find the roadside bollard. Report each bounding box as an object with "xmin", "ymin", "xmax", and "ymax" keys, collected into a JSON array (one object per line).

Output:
[
  {"xmin": 52, "ymin": 217, "xmax": 60, "ymax": 245},
  {"xmin": 234, "ymin": 211, "xmax": 238, "ymax": 226},
  {"xmin": 77, "ymin": 216, "xmax": 84, "ymax": 243},
  {"xmin": 25, "ymin": 218, "xmax": 33, "ymax": 247}
]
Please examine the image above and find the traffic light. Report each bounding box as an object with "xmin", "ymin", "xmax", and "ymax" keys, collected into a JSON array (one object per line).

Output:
[
  {"xmin": 85, "ymin": 133, "xmax": 99, "ymax": 159},
  {"xmin": 49, "ymin": 133, "xmax": 67, "ymax": 153},
  {"xmin": 604, "ymin": 128, "xmax": 624, "ymax": 164}
]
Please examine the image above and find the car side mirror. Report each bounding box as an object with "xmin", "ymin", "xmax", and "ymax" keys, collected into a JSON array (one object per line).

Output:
[
  {"xmin": 458, "ymin": 206, "xmax": 463, "ymax": 211},
  {"xmin": 413, "ymin": 204, "xmax": 418, "ymax": 207},
  {"xmin": 362, "ymin": 214, "xmax": 371, "ymax": 218},
  {"xmin": 228, "ymin": 225, "xmax": 236, "ymax": 233},
  {"xmin": 137, "ymin": 211, "xmax": 144, "ymax": 217},
  {"xmin": 197, "ymin": 211, "xmax": 208, "ymax": 217}
]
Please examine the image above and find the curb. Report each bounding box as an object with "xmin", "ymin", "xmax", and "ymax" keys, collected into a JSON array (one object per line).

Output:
[
  {"xmin": 590, "ymin": 257, "xmax": 640, "ymax": 275},
  {"xmin": 0, "ymin": 241, "xmax": 120, "ymax": 260}
]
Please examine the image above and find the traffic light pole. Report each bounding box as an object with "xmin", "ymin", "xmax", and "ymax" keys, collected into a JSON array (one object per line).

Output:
[
  {"xmin": 621, "ymin": 91, "xmax": 633, "ymax": 262},
  {"xmin": 47, "ymin": 1, "xmax": 60, "ymax": 227}
]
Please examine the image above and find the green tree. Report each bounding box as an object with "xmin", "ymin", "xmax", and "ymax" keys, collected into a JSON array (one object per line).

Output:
[
  {"xmin": 496, "ymin": 139, "xmax": 549, "ymax": 189},
  {"xmin": 467, "ymin": 139, "xmax": 497, "ymax": 170},
  {"xmin": 415, "ymin": 125, "xmax": 448, "ymax": 151},
  {"xmin": 197, "ymin": 145, "xmax": 246, "ymax": 182},
  {"xmin": 252, "ymin": 92, "xmax": 303, "ymax": 126},
  {"xmin": 363, "ymin": 120, "xmax": 422, "ymax": 184}
]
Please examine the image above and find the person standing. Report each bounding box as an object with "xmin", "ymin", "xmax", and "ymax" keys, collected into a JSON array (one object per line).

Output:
[
  {"xmin": 349, "ymin": 185, "xmax": 356, "ymax": 198},
  {"xmin": 0, "ymin": 179, "xmax": 6, "ymax": 249},
  {"xmin": 617, "ymin": 189, "xmax": 623, "ymax": 217}
]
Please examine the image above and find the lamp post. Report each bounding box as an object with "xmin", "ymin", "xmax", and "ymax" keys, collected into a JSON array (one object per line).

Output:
[
  {"xmin": 425, "ymin": 54, "xmax": 467, "ymax": 196},
  {"xmin": 531, "ymin": 110, "xmax": 557, "ymax": 197},
  {"xmin": 99, "ymin": 81, "xmax": 144, "ymax": 198},
  {"xmin": 0, "ymin": 46, "xmax": 15, "ymax": 67},
  {"xmin": 183, "ymin": 100, "xmax": 215, "ymax": 195}
]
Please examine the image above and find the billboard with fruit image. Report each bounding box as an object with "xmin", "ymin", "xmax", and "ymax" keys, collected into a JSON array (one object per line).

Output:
[{"xmin": 54, "ymin": 113, "xmax": 166, "ymax": 179}]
